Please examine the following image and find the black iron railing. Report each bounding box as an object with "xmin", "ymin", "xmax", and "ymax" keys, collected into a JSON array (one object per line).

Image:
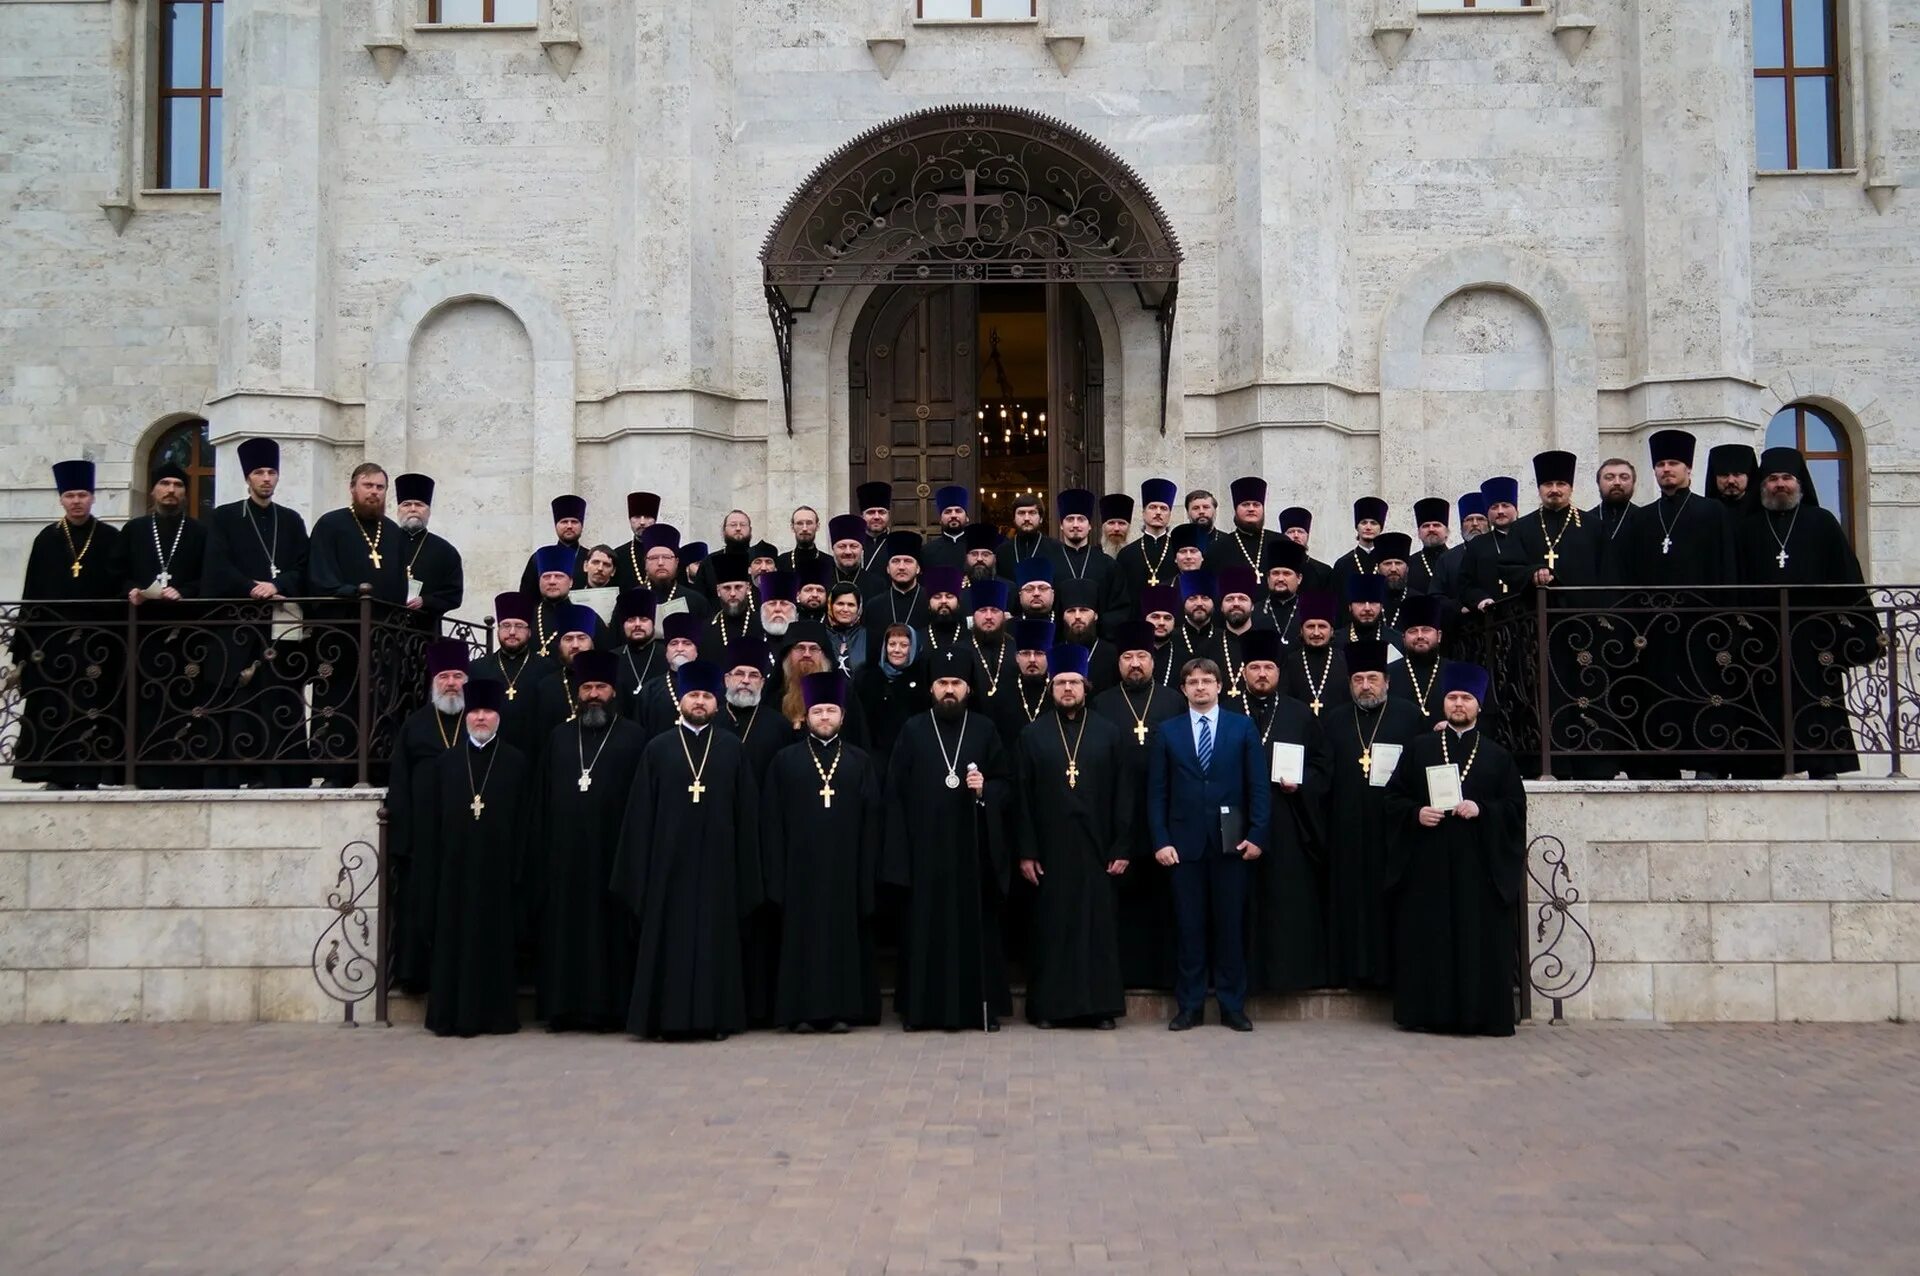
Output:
[
  {"xmin": 1453, "ymin": 584, "xmax": 1915, "ymax": 777},
  {"xmin": 1, "ymin": 590, "xmax": 494, "ymax": 785}
]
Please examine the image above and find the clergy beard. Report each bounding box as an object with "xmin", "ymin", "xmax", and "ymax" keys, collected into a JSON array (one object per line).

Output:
[
  {"xmin": 1120, "ymin": 670, "xmax": 1154, "ymax": 691},
  {"xmin": 668, "ymin": 652, "xmax": 693, "ymax": 670},
  {"xmin": 966, "ymin": 563, "xmax": 996, "ymax": 584},
  {"xmin": 1762, "ymin": 490, "xmax": 1802, "ymax": 513},
  {"xmin": 431, "ymin": 691, "xmax": 465, "ymax": 716},
  {"xmin": 932, "ymin": 697, "xmax": 966, "ymax": 723},
  {"xmin": 578, "ymin": 703, "xmax": 613, "ymax": 730},
  {"xmin": 401, "ymin": 514, "xmax": 427, "ymax": 533},
  {"xmin": 1354, "ymin": 690, "xmax": 1387, "ymax": 710},
  {"xmin": 723, "ymin": 598, "xmax": 750, "ymax": 619},
  {"xmin": 763, "ymin": 618, "xmax": 790, "ymax": 637},
  {"xmin": 1104, "ymin": 533, "xmax": 1128, "ymax": 556},
  {"xmin": 467, "ymin": 724, "xmax": 498, "ymax": 746},
  {"xmin": 727, "ymin": 687, "xmax": 762, "ymax": 709}
]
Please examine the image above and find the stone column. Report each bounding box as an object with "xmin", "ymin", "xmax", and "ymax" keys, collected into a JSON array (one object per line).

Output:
[
  {"xmin": 206, "ymin": 0, "xmax": 341, "ymax": 519},
  {"xmin": 1619, "ymin": 0, "xmax": 1758, "ymax": 431}
]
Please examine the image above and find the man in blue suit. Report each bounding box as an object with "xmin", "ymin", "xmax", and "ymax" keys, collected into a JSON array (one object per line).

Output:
[{"xmin": 1147, "ymin": 656, "xmax": 1272, "ymax": 1031}]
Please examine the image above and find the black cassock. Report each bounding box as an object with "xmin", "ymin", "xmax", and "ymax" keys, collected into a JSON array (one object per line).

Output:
[
  {"xmin": 1383, "ymin": 727, "xmax": 1527, "ymax": 1036},
  {"xmin": 1090, "ymin": 680, "xmax": 1186, "ymax": 990},
  {"xmin": 470, "ymin": 646, "xmax": 552, "ymax": 756},
  {"xmin": 107, "ymin": 513, "xmax": 216, "ymax": 788},
  {"xmin": 1622, "ymin": 489, "xmax": 1738, "ymax": 775},
  {"xmin": 401, "ymin": 528, "xmax": 465, "ymax": 626},
  {"xmin": 882, "ymin": 710, "xmax": 1014, "ymax": 1030},
  {"xmin": 412, "ymin": 737, "xmax": 531, "ymax": 1037},
  {"xmin": 11, "ymin": 518, "xmax": 123, "ymax": 787},
  {"xmin": 387, "ymin": 703, "xmax": 462, "ymax": 993},
  {"xmin": 1387, "ymin": 652, "xmax": 1452, "ymax": 730},
  {"xmin": 1506, "ymin": 506, "xmax": 1606, "ymax": 779},
  {"xmin": 203, "ymin": 499, "xmax": 311, "ymax": 787},
  {"xmin": 1015, "ymin": 710, "xmax": 1129, "ymax": 1023},
  {"xmin": 721, "ymin": 701, "xmax": 803, "ymax": 1028},
  {"xmin": 1322, "ymin": 699, "xmax": 1429, "ymax": 990},
  {"xmin": 1285, "ymin": 643, "xmax": 1351, "ymax": 720},
  {"xmin": 1734, "ymin": 503, "xmax": 1873, "ymax": 776},
  {"xmin": 1244, "ymin": 693, "xmax": 1333, "ymax": 993},
  {"xmin": 611, "ymin": 723, "xmax": 763, "ymax": 1038},
  {"xmin": 306, "ymin": 508, "xmax": 411, "ymax": 782},
  {"xmin": 762, "ymin": 736, "xmax": 884, "ymax": 1028},
  {"xmin": 614, "ymin": 640, "xmax": 663, "ymax": 722},
  {"xmin": 535, "ymin": 716, "xmax": 649, "ymax": 1030}
]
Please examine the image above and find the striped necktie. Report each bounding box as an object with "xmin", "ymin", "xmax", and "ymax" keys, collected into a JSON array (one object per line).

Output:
[{"xmin": 1197, "ymin": 714, "xmax": 1213, "ymax": 772}]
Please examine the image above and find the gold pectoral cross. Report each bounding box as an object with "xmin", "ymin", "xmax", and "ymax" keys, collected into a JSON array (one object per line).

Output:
[
  {"xmin": 369, "ymin": 549, "xmax": 383, "ymax": 569},
  {"xmin": 819, "ymin": 783, "xmax": 834, "ymax": 808},
  {"xmin": 1133, "ymin": 722, "xmax": 1148, "ymax": 745},
  {"xmin": 1544, "ymin": 547, "xmax": 1558, "ymax": 570},
  {"xmin": 688, "ymin": 779, "xmax": 706, "ymax": 804},
  {"xmin": 1309, "ymin": 698, "xmax": 1323, "ymax": 715},
  {"xmin": 1066, "ymin": 762, "xmax": 1080, "ymax": 789},
  {"xmin": 1147, "ymin": 574, "xmax": 1160, "ymax": 587},
  {"xmin": 505, "ymin": 685, "xmax": 517, "ymax": 701},
  {"xmin": 1359, "ymin": 749, "xmax": 1372, "ymax": 778},
  {"xmin": 469, "ymin": 793, "xmax": 485, "ymax": 821},
  {"xmin": 70, "ymin": 562, "xmax": 82, "ymax": 578}
]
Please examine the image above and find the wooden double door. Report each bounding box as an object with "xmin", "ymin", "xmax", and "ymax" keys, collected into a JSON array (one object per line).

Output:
[{"xmin": 849, "ymin": 284, "xmax": 1104, "ymax": 536}]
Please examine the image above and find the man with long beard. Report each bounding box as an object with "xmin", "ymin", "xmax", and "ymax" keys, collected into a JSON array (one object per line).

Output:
[
  {"xmin": 1091, "ymin": 621, "xmax": 1186, "ymax": 990},
  {"xmin": 613, "ymin": 660, "xmax": 763, "ymax": 1041},
  {"xmin": 919, "ymin": 566, "xmax": 977, "ymax": 685},
  {"xmin": 703, "ymin": 551, "xmax": 762, "ymax": 659},
  {"xmin": 536, "ymin": 650, "xmax": 648, "ymax": 1032},
  {"xmin": 1098, "ymin": 493, "xmax": 1134, "ymax": 561},
  {"xmin": 1322, "ymin": 641, "xmax": 1426, "ymax": 991},
  {"xmin": 754, "ymin": 571, "xmax": 798, "ymax": 655},
  {"xmin": 961, "ymin": 525, "xmax": 1002, "ymax": 589},
  {"xmin": 1055, "ymin": 579, "xmax": 1118, "ymax": 694},
  {"xmin": 883, "ymin": 674, "xmax": 1015, "ymax": 1031},
  {"xmin": 386, "ymin": 638, "xmax": 472, "ymax": 993},
  {"xmin": 1016, "ymin": 644, "xmax": 1128, "ymax": 1029},
  {"xmin": 392, "ymin": 472, "xmax": 463, "ymax": 627},
  {"xmin": 530, "ymin": 603, "xmax": 604, "ymax": 749}
]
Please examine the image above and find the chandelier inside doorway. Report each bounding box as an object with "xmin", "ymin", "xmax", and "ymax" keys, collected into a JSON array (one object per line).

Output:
[{"xmin": 975, "ymin": 327, "xmax": 1049, "ymax": 529}]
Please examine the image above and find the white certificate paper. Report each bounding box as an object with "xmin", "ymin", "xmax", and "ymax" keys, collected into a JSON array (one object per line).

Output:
[
  {"xmin": 573, "ymin": 586, "xmax": 619, "ymax": 623},
  {"xmin": 1270, "ymin": 742, "xmax": 1305, "ymax": 787},
  {"xmin": 406, "ymin": 576, "xmax": 424, "ymax": 604},
  {"xmin": 655, "ymin": 596, "xmax": 690, "ymax": 621},
  {"xmin": 1426, "ymin": 763, "xmax": 1464, "ymax": 811},
  {"xmin": 1367, "ymin": 742, "xmax": 1403, "ymax": 788}
]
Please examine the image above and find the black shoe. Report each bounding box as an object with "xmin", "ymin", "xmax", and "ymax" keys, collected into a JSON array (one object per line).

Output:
[
  {"xmin": 1035, "ymin": 1019, "xmax": 1055, "ymax": 1029},
  {"xmin": 827, "ymin": 1021, "xmax": 850, "ymax": 1035},
  {"xmin": 986, "ymin": 1015, "xmax": 1001, "ymax": 1033},
  {"xmin": 1169, "ymin": 1009, "xmax": 1201, "ymax": 1031},
  {"xmin": 790, "ymin": 1022, "xmax": 815, "ymax": 1034},
  {"xmin": 1221, "ymin": 1009, "xmax": 1253, "ymax": 1032},
  {"xmin": 1095, "ymin": 1017, "xmax": 1117, "ymax": 1031}
]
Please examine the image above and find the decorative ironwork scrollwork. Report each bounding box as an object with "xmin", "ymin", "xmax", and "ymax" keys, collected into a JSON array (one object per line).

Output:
[
  {"xmin": 311, "ymin": 837, "xmax": 382, "ymax": 1025},
  {"xmin": 1525, "ymin": 834, "xmax": 1595, "ymax": 1024}
]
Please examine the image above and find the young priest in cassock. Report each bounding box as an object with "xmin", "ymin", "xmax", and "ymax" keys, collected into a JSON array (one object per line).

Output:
[
  {"xmin": 203, "ymin": 437, "xmax": 310, "ymax": 788},
  {"xmin": 469, "ymin": 592, "xmax": 553, "ymax": 756},
  {"xmin": 517, "ymin": 494, "xmax": 590, "ymax": 596},
  {"xmin": 918, "ymin": 566, "xmax": 977, "ymax": 686},
  {"xmin": 109, "ymin": 462, "xmax": 216, "ymax": 787},
  {"xmin": 883, "ymin": 673, "xmax": 1015, "ymax": 1031},
  {"xmin": 1091, "ymin": 621, "xmax": 1187, "ymax": 991},
  {"xmin": 611, "ymin": 491, "xmax": 662, "ymax": 590},
  {"xmin": 13, "ymin": 460, "xmax": 122, "ymax": 789},
  {"xmin": 413, "ymin": 678, "xmax": 531, "ymax": 1038},
  {"xmin": 387, "ymin": 638, "xmax": 471, "ymax": 992},
  {"xmin": 1322, "ymin": 640, "xmax": 1429, "ymax": 991},
  {"xmin": 1383, "ymin": 663, "xmax": 1527, "ymax": 1036},
  {"xmin": 392, "ymin": 473, "xmax": 464, "ymax": 628},
  {"xmin": 1329, "ymin": 497, "xmax": 1390, "ymax": 595},
  {"xmin": 1114, "ymin": 477, "xmax": 1179, "ymax": 611},
  {"xmin": 1203, "ymin": 477, "xmax": 1287, "ymax": 578},
  {"xmin": 1239, "ymin": 629, "xmax": 1334, "ymax": 994},
  {"xmin": 529, "ymin": 603, "xmax": 604, "ymax": 750},
  {"xmin": 1386, "ymin": 594, "xmax": 1453, "ymax": 729},
  {"xmin": 535, "ymin": 649, "xmax": 648, "ymax": 1032},
  {"xmin": 761, "ymin": 671, "xmax": 884, "ymax": 1032},
  {"xmin": 307, "ymin": 464, "xmax": 409, "ymax": 784},
  {"xmin": 1285, "ymin": 590, "xmax": 1350, "ymax": 719},
  {"xmin": 613, "ymin": 659, "xmax": 763, "ymax": 1041},
  {"xmin": 1015, "ymin": 644, "xmax": 1130, "ymax": 1029},
  {"xmin": 610, "ymin": 587, "xmax": 661, "ymax": 717}
]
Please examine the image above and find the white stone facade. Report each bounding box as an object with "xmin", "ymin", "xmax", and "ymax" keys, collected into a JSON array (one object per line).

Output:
[{"xmin": 2, "ymin": 0, "xmax": 1916, "ymax": 604}]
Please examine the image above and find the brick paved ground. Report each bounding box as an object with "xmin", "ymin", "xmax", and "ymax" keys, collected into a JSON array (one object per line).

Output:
[{"xmin": 1, "ymin": 1020, "xmax": 1916, "ymax": 1275}]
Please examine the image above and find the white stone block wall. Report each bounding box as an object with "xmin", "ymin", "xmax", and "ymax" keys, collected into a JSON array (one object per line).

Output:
[
  {"xmin": 1529, "ymin": 783, "xmax": 1920, "ymax": 1024},
  {"xmin": 0, "ymin": 793, "xmax": 384, "ymax": 1025}
]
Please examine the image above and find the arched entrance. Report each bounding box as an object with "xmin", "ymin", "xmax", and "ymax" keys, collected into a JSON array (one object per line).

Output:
[
  {"xmin": 760, "ymin": 103, "xmax": 1179, "ymax": 527},
  {"xmin": 848, "ymin": 282, "xmax": 1104, "ymax": 535}
]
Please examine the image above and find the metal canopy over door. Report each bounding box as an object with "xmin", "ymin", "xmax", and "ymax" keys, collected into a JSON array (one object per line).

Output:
[{"xmin": 849, "ymin": 284, "xmax": 980, "ymax": 536}]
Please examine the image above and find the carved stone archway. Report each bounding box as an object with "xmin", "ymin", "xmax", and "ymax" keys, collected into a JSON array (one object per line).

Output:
[{"xmin": 760, "ymin": 103, "xmax": 1182, "ymax": 435}]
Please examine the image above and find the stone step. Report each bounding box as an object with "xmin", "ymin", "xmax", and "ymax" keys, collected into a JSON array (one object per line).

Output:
[{"xmin": 377, "ymin": 988, "xmax": 1392, "ymax": 1028}]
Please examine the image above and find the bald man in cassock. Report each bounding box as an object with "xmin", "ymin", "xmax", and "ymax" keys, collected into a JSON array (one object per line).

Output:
[
  {"xmin": 1322, "ymin": 640, "xmax": 1428, "ymax": 992},
  {"xmin": 387, "ymin": 639, "xmax": 472, "ymax": 992},
  {"xmin": 761, "ymin": 672, "xmax": 885, "ymax": 1032},
  {"xmin": 1016, "ymin": 644, "xmax": 1129, "ymax": 1029},
  {"xmin": 1091, "ymin": 621, "xmax": 1186, "ymax": 991},
  {"xmin": 413, "ymin": 678, "xmax": 531, "ymax": 1038},
  {"xmin": 518, "ymin": 494, "xmax": 590, "ymax": 596},
  {"xmin": 470, "ymin": 592, "xmax": 553, "ymax": 756},
  {"xmin": 1239, "ymin": 629, "xmax": 1334, "ymax": 994},
  {"xmin": 13, "ymin": 460, "xmax": 122, "ymax": 789},
  {"xmin": 883, "ymin": 673, "xmax": 1015, "ymax": 1031},
  {"xmin": 1384, "ymin": 663, "xmax": 1527, "ymax": 1036},
  {"xmin": 613, "ymin": 659, "xmax": 763, "ymax": 1041},
  {"xmin": 535, "ymin": 649, "xmax": 648, "ymax": 1032}
]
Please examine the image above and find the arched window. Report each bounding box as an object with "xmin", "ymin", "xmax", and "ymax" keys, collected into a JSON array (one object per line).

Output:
[
  {"xmin": 146, "ymin": 418, "xmax": 217, "ymax": 520},
  {"xmin": 1765, "ymin": 403, "xmax": 1854, "ymax": 543},
  {"xmin": 158, "ymin": 1, "xmax": 224, "ymax": 189}
]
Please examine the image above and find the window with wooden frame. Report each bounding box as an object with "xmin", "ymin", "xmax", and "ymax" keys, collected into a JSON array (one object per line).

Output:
[
  {"xmin": 157, "ymin": 1, "xmax": 223, "ymax": 190},
  {"xmin": 1754, "ymin": 0, "xmax": 1843, "ymax": 169},
  {"xmin": 425, "ymin": 0, "xmax": 538, "ymax": 22},
  {"xmin": 1765, "ymin": 404, "xmax": 1857, "ymax": 544},
  {"xmin": 917, "ymin": 0, "xmax": 1039, "ymax": 19},
  {"xmin": 1417, "ymin": 0, "xmax": 1541, "ymax": 9}
]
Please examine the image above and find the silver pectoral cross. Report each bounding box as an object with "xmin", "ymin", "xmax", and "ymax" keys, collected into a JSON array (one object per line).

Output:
[
  {"xmin": 1776, "ymin": 548, "xmax": 1789, "ymax": 569},
  {"xmin": 155, "ymin": 572, "xmax": 171, "ymax": 589},
  {"xmin": 577, "ymin": 771, "xmax": 592, "ymax": 792},
  {"xmin": 1660, "ymin": 536, "xmax": 1673, "ymax": 555}
]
